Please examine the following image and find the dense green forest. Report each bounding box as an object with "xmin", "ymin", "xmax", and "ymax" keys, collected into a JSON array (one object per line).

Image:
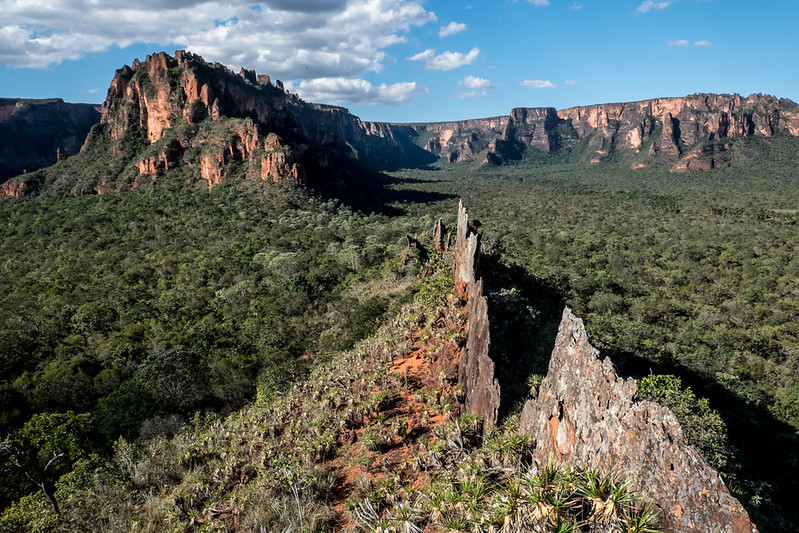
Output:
[{"xmin": 1, "ymin": 133, "xmax": 798, "ymax": 530}]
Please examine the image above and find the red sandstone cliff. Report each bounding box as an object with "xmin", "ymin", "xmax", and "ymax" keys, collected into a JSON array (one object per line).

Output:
[{"xmin": 408, "ymin": 94, "xmax": 799, "ymax": 171}]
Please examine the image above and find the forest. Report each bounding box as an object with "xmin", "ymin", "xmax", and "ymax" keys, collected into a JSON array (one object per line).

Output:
[{"xmin": 1, "ymin": 133, "xmax": 798, "ymax": 531}]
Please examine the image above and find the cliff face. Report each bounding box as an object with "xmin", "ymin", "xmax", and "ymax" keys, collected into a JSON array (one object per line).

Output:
[
  {"xmin": 404, "ymin": 93, "xmax": 799, "ymax": 171},
  {"xmin": 0, "ymin": 98, "xmax": 100, "ymax": 182},
  {"xmin": 519, "ymin": 308, "xmax": 757, "ymax": 533},
  {"xmin": 94, "ymin": 50, "xmax": 418, "ymax": 191}
]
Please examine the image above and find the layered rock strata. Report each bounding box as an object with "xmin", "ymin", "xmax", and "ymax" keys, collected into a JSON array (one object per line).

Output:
[
  {"xmin": 410, "ymin": 93, "xmax": 799, "ymax": 171},
  {"xmin": 519, "ymin": 307, "xmax": 757, "ymax": 533}
]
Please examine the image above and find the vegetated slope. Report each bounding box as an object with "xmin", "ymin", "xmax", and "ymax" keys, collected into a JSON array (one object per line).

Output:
[
  {"xmin": 1, "ymin": 210, "xmax": 715, "ymax": 532},
  {"xmin": 0, "ymin": 98, "xmax": 100, "ymax": 182}
]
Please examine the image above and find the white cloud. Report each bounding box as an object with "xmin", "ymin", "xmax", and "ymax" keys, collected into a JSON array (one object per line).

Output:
[
  {"xmin": 439, "ymin": 21, "xmax": 467, "ymax": 38},
  {"xmin": 527, "ymin": 0, "xmax": 550, "ymax": 5},
  {"xmin": 0, "ymin": 0, "xmax": 437, "ymax": 84},
  {"xmin": 459, "ymin": 75, "xmax": 495, "ymax": 90},
  {"xmin": 407, "ymin": 47, "xmax": 480, "ymax": 71},
  {"xmin": 295, "ymin": 77, "xmax": 426, "ymax": 105},
  {"xmin": 454, "ymin": 91, "xmax": 482, "ymax": 99},
  {"xmin": 637, "ymin": 1, "xmax": 671, "ymax": 13},
  {"xmin": 668, "ymin": 39, "xmax": 711, "ymax": 47},
  {"xmin": 565, "ymin": 79, "xmax": 577, "ymax": 86},
  {"xmin": 567, "ymin": 3, "xmax": 582, "ymax": 10},
  {"xmin": 521, "ymin": 79, "xmax": 556, "ymax": 89}
]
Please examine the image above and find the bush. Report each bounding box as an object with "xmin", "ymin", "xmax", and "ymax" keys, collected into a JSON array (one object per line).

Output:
[{"xmin": 638, "ymin": 374, "xmax": 729, "ymax": 469}]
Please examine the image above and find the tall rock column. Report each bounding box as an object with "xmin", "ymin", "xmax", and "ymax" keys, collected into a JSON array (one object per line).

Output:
[
  {"xmin": 520, "ymin": 308, "xmax": 757, "ymax": 533},
  {"xmin": 454, "ymin": 200, "xmax": 501, "ymax": 435}
]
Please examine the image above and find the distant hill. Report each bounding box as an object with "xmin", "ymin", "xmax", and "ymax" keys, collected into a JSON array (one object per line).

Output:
[{"xmin": 0, "ymin": 98, "xmax": 100, "ymax": 182}]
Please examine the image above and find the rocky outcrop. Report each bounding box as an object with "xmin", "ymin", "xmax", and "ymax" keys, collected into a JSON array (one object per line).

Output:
[
  {"xmin": 453, "ymin": 201, "xmax": 500, "ymax": 435},
  {"xmin": 519, "ymin": 308, "xmax": 757, "ymax": 533},
  {"xmin": 0, "ymin": 98, "xmax": 100, "ymax": 181},
  {"xmin": 0, "ymin": 179, "xmax": 28, "ymax": 198},
  {"xmin": 98, "ymin": 50, "xmax": 419, "ymax": 189}
]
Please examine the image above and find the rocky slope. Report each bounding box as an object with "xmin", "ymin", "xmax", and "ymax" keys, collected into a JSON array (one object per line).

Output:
[
  {"xmin": 448, "ymin": 203, "xmax": 757, "ymax": 532},
  {"xmin": 0, "ymin": 98, "xmax": 100, "ymax": 182}
]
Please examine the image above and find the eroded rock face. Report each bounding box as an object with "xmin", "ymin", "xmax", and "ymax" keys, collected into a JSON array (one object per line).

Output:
[
  {"xmin": 519, "ymin": 308, "xmax": 757, "ymax": 533},
  {"xmin": 453, "ymin": 200, "xmax": 501, "ymax": 435},
  {"xmin": 408, "ymin": 93, "xmax": 799, "ymax": 171},
  {"xmin": 98, "ymin": 50, "xmax": 416, "ymax": 189}
]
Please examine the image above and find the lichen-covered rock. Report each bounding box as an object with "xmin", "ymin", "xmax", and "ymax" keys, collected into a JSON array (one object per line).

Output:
[{"xmin": 519, "ymin": 307, "xmax": 757, "ymax": 533}]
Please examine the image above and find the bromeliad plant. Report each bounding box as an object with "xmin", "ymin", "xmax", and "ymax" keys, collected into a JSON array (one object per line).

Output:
[{"xmin": 353, "ymin": 423, "xmax": 661, "ymax": 533}]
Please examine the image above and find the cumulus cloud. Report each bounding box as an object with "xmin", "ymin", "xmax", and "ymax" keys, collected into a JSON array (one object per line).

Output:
[
  {"xmin": 453, "ymin": 75, "xmax": 496, "ymax": 98},
  {"xmin": 459, "ymin": 75, "xmax": 495, "ymax": 90},
  {"xmin": 0, "ymin": 0, "xmax": 437, "ymax": 83},
  {"xmin": 693, "ymin": 40, "xmax": 711, "ymax": 47},
  {"xmin": 521, "ymin": 79, "xmax": 556, "ymax": 89},
  {"xmin": 565, "ymin": 79, "xmax": 577, "ymax": 86},
  {"xmin": 439, "ymin": 22, "xmax": 467, "ymax": 38},
  {"xmin": 637, "ymin": 1, "xmax": 671, "ymax": 13},
  {"xmin": 527, "ymin": 0, "xmax": 550, "ymax": 5},
  {"xmin": 294, "ymin": 77, "xmax": 426, "ymax": 105},
  {"xmin": 407, "ymin": 47, "xmax": 480, "ymax": 71}
]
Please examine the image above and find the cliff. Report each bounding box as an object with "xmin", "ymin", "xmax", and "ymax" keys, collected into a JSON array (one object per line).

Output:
[
  {"xmin": 0, "ymin": 98, "xmax": 100, "ymax": 181},
  {"xmin": 94, "ymin": 50, "xmax": 428, "ymax": 191},
  {"xmin": 403, "ymin": 94, "xmax": 799, "ymax": 171},
  {"xmin": 519, "ymin": 308, "xmax": 757, "ymax": 533}
]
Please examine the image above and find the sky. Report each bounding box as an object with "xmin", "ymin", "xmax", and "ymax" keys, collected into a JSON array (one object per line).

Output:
[{"xmin": 1, "ymin": 0, "xmax": 797, "ymax": 123}]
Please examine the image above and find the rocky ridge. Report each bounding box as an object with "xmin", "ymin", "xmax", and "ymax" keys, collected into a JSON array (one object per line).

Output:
[{"xmin": 443, "ymin": 202, "xmax": 756, "ymax": 531}]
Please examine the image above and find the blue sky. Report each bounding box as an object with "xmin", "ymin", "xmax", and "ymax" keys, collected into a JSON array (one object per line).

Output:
[{"xmin": 1, "ymin": 0, "xmax": 797, "ymax": 123}]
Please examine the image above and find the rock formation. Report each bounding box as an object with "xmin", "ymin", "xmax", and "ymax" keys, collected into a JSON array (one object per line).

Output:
[
  {"xmin": 407, "ymin": 94, "xmax": 799, "ymax": 171},
  {"xmin": 0, "ymin": 98, "xmax": 100, "ymax": 182},
  {"xmin": 452, "ymin": 200, "xmax": 501, "ymax": 435},
  {"xmin": 519, "ymin": 308, "xmax": 757, "ymax": 533}
]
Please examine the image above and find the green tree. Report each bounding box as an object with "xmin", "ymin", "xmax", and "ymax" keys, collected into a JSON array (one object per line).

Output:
[{"xmin": 0, "ymin": 412, "xmax": 93, "ymax": 514}]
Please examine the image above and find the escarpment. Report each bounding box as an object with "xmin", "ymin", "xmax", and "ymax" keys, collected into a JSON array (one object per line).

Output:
[{"xmin": 407, "ymin": 94, "xmax": 799, "ymax": 171}]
